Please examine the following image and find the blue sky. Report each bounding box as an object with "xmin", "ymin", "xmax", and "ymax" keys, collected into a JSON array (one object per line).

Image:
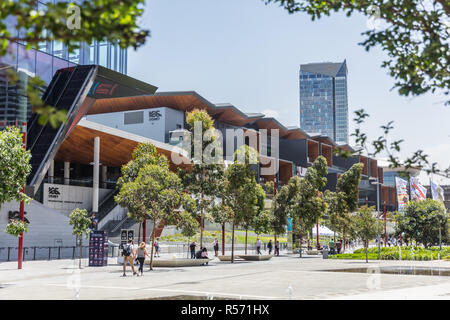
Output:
[{"xmin": 128, "ymin": 0, "xmax": 450, "ymax": 184}]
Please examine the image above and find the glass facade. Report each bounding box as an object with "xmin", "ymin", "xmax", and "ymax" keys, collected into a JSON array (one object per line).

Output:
[
  {"xmin": 299, "ymin": 61, "xmax": 349, "ymax": 144},
  {"xmin": 0, "ymin": 0, "xmax": 128, "ymax": 123}
]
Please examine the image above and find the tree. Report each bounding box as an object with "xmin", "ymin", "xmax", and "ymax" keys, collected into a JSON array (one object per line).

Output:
[
  {"xmin": 69, "ymin": 208, "xmax": 92, "ymax": 269},
  {"xmin": 0, "ymin": 126, "xmax": 31, "ymax": 211},
  {"xmin": 395, "ymin": 199, "xmax": 448, "ymax": 248},
  {"xmin": 264, "ymin": 0, "xmax": 450, "ymax": 104},
  {"xmin": 275, "ymin": 156, "xmax": 328, "ymax": 257},
  {"xmin": 351, "ymin": 205, "xmax": 383, "ymax": 262},
  {"xmin": 0, "ymin": 0, "xmax": 149, "ymax": 126},
  {"xmin": 181, "ymin": 109, "xmax": 224, "ymax": 248},
  {"xmin": 329, "ymin": 162, "xmax": 364, "ymax": 250},
  {"xmin": 222, "ymin": 152, "xmax": 265, "ymax": 262},
  {"xmin": 115, "ymin": 144, "xmax": 197, "ymax": 270}
]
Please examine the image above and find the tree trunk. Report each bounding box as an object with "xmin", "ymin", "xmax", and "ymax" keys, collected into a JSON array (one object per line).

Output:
[
  {"xmin": 200, "ymin": 191, "xmax": 204, "ymax": 248},
  {"xmin": 299, "ymin": 235, "xmax": 302, "ymax": 258},
  {"xmin": 222, "ymin": 223, "xmax": 225, "ymax": 256},
  {"xmin": 149, "ymin": 218, "xmax": 156, "ymax": 271},
  {"xmin": 138, "ymin": 222, "xmax": 141, "ymax": 244},
  {"xmin": 231, "ymin": 221, "xmax": 235, "ymax": 263},
  {"xmin": 245, "ymin": 228, "xmax": 248, "ymax": 254},
  {"xmin": 143, "ymin": 219, "xmax": 146, "ymax": 244},
  {"xmin": 79, "ymin": 237, "xmax": 82, "ymax": 269},
  {"xmin": 343, "ymin": 226, "xmax": 346, "ymax": 253},
  {"xmin": 365, "ymin": 238, "xmax": 368, "ymax": 263}
]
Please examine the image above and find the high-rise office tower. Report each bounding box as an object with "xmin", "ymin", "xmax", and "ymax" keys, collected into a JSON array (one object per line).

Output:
[
  {"xmin": 0, "ymin": 0, "xmax": 128, "ymax": 123},
  {"xmin": 299, "ymin": 60, "xmax": 348, "ymax": 144}
]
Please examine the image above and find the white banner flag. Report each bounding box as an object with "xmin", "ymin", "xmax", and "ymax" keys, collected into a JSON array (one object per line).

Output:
[
  {"xmin": 430, "ymin": 179, "xmax": 445, "ymax": 203},
  {"xmin": 395, "ymin": 177, "xmax": 409, "ymax": 212},
  {"xmin": 410, "ymin": 177, "xmax": 427, "ymax": 201}
]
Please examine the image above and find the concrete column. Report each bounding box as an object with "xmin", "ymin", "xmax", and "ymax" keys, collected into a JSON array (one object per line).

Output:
[
  {"xmin": 92, "ymin": 137, "xmax": 100, "ymax": 214},
  {"xmin": 48, "ymin": 160, "xmax": 54, "ymax": 184},
  {"xmin": 64, "ymin": 161, "xmax": 70, "ymax": 185},
  {"xmin": 101, "ymin": 165, "xmax": 108, "ymax": 189}
]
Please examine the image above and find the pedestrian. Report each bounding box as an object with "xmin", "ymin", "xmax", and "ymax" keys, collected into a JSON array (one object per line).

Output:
[
  {"xmin": 189, "ymin": 241, "xmax": 196, "ymax": 259},
  {"xmin": 213, "ymin": 238, "xmax": 219, "ymax": 257},
  {"xmin": 329, "ymin": 239, "xmax": 335, "ymax": 255},
  {"xmin": 122, "ymin": 239, "xmax": 137, "ymax": 277},
  {"xmin": 267, "ymin": 240, "xmax": 273, "ymax": 255},
  {"xmin": 256, "ymin": 238, "xmax": 262, "ymax": 255},
  {"xmin": 275, "ymin": 240, "xmax": 280, "ymax": 256},
  {"xmin": 154, "ymin": 238, "xmax": 160, "ymax": 257},
  {"xmin": 136, "ymin": 242, "xmax": 149, "ymax": 276},
  {"xmin": 336, "ymin": 240, "xmax": 342, "ymax": 254}
]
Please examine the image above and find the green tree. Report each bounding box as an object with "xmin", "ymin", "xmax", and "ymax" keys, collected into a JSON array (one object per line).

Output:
[
  {"xmin": 264, "ymin": 0, "xmax": 450, "ymax": 103},
  {"xmin": 275, "ymin": 156, "xmax": 328, "ymax": 257},
  {"xmin": 395, "ymin": 199, "xmax": 448, "ymax": 248},
  {"xmin": 0, "ymin": 126, "xmax": 31, "ymax": 210},
  {"xmin": 223, "ymin": 154, "xmax": 265, "ymax": 261},
  {"xmin": 327, "ymin": 162, "xmax": 364, "ymax": 249},
  {"xmin": 115, "ymin": 144, "xmax": 197, "ymax": 270},
  {"xmin": 181, "ymin": 109, "xmax": 224, "ymax": 248},
  {"xmin": 68, "ymin": 208, "xmax": 91, "ymax": 269},
  {"xmin": 0, "ymin": 0, "xmax": 149, "ymax": 126},
  {"xmin": 351, "ymin": 205, "xmax": 383, "ymax": 262}
]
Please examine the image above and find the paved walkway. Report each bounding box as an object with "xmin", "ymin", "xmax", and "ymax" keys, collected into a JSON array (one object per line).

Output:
[{"xmin": 0, "ymin": 255, "xmax": 449, "ymax": 300}]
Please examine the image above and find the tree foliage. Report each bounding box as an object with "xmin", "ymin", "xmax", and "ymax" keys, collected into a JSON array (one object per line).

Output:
[
  {"xmin": 395, "ymin": 199, "xmax": 448, "ymax": 247},
  {"xmin": 351, "ymin": 205, "xmax": 383, "ymax": 262},
  {"xmin": 0, "ymin": 126, "xmax": 31, "ymax": 210},
  {"xmin": 69, "ymin": 207, "xmax": 92, "ymax": 268},
  {"xmin": 275, "ymin": 156, "xmax": 328, "ymax": 254},
  {"xmin": 0, "ymin": 0, "xmax": 149, "ymax": 126},
  {"xmin": 264, "ymin": 0, "xmax": 450, "ymax": 103},
  {"xmin": 115, "ymin": 143, "xmax": 198, "ymax": 269},
  {"xmin": 5, "ymin": 219, "xmax": 28, "ymax": 238}
]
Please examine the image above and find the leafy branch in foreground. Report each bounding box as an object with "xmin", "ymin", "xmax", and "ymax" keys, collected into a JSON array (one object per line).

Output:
[
  {"xmin": 0, "ymin": 0, "xmax": 149, "ymax": 127},
  {"xmin": 348, "ymin": 108, "xmax": 450, "ymax": 179}
]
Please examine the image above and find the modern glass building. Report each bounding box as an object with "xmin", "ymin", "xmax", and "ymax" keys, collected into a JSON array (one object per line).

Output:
[
  {"xmin": 0, "ymin": 0, "xmax": 127, "ymax": 123},
  {"xmin": 299, "ymin": 60, "xmax": 348, "ymax": 144}
]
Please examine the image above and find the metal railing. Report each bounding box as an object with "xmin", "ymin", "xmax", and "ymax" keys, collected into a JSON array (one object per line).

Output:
[{"xmin": 0, "ymin": 245, "xmax": 121, "ymax": 262}]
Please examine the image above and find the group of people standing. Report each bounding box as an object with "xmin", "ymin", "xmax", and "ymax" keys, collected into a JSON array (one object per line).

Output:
[
  {"xmin": 259, "ymin": 239, "xmax": 280, "ymax": 256},
  {"xmin": 189, "ymin": 239, "xmax": 220, "ymax": 260}
]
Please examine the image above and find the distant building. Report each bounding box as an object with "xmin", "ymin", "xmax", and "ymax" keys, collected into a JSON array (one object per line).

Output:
[{"xmin": 299, "ymin": 60, "xmax": 348, "ymax": 144}]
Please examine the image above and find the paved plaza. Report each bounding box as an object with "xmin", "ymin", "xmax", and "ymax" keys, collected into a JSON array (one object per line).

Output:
[{"xmin": 0, "ymin": 254, "xmax": 449, "ymax": 300}]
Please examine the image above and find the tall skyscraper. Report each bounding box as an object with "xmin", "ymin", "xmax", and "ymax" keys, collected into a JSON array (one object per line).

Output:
[
  {"xmin": 299, "ymin": 60, "xmax": 348, "ymax": 144},
  {"xmin": 0, "ymin": 0, "xmax": 127, "ymax": 124}
]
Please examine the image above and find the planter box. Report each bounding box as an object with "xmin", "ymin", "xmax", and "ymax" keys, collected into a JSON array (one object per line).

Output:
[
  {"xmin": 145, "ymin": 258, "xmax": 212, "ymax": 267},
  {"xmin": 238, "ymin": 254, "xmax": 273, "ymax": 261},
  {"xmin": 218, "ymin": 255, "xmax": 244, "ymax": 261}
]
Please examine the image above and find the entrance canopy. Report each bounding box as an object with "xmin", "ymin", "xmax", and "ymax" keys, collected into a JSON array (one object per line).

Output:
[{"xmin": 311, "ymin": 225, "xmax": 334, "ymax": 236}]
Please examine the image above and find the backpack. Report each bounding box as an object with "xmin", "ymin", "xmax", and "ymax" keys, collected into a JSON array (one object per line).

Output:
[{"xmin": 122, "ymin": 244, "xmax": 131, "ymax": 257}]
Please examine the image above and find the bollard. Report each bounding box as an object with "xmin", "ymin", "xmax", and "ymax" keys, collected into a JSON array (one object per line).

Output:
[
  {"xmin": 73, "ymin": 246, "xmax": 76, "ymax": 259},
  {"xmin": 33, "ymin": 247, "xmax": 36, "ymax": 260},
  {"xmin": 58, "ymin": 247, "xmax": 61, "ymax": 259},
  {"xmin": 48, "ymin": 247, "xmax": 51, "ymax": 260},
  {"xmin": 7, "ymin": 247, "xmax": 10, "ymax": 261}
]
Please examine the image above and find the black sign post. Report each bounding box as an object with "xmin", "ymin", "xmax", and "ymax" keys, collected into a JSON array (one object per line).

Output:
[{"xmin": 89, "ymin": 230, "xmax": 108, "ymax": 267}]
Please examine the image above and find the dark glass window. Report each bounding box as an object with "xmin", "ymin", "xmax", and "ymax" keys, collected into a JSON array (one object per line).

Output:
[{"xmin": 124, "ymin": 111, "xmax": 144, "ymax": 125}]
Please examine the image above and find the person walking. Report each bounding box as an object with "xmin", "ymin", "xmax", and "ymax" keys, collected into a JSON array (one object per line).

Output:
[
  {"xmin": 136, "ymin": 242, "xmax": 149, "ymax": 276},
  {"xmin": 275, "ymin": 240, "xmax": 280, "ymax": 256},
  {"xmin": 190, "ymin": 241, "xmax": 196, "ymax": 259},
  {"xmin": 213, "ymin": 239, "xmax": 219, "ymax": 257},
  {"xmin": 122, "ymin": 239, "xmax": 137, "ymax": 277},
  {"xmin": 256, "ymin": 238, "xmax": 262, "ymax": 255},
  {"xmin": 154, "ymin": 238, "xmax": 160, "ymax": 258},
  {"xmin": 267, "ymin": 240, "xmax": 273, "ymax": 255}
]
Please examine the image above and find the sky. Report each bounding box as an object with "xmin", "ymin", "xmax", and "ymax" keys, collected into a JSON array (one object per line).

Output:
[{"xmin": 127, "ymin": 0, "xmax": 450, "ymax": 185}]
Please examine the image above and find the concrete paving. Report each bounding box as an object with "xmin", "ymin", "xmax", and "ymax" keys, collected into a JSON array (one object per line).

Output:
[{"xmin": 0, "ymin": 254, "xmax": 449, "ymax": 300}]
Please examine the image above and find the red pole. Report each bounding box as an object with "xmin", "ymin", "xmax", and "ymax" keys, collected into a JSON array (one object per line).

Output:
[
  {"xmin": 18, "ymin": 122, "xmax": 26, "ymax": 270},
  {"xmin": 384, "ymin": 202, "xmax": 387, "ymax": 248}
]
